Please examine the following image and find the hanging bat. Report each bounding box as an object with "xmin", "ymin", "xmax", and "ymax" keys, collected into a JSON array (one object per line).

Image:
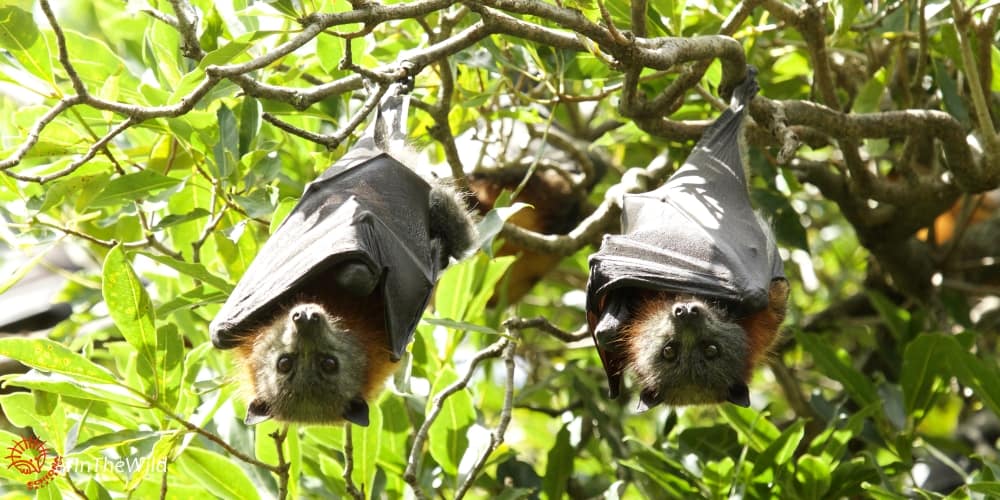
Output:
[
  {"xmin": 585, "ymin": 68, "xmax": 789, "ymax": 410},
  {"xmin": 210, "ymin": 90, "xmax": 476, "ymax": 426}
]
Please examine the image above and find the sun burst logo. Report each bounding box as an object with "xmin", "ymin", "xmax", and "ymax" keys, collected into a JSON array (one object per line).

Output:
[{"xmin": 5, "ymin": 437, "xmax": 62, "ymax": 489}]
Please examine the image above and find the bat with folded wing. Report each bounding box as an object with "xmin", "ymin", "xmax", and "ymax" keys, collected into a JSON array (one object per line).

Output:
[
  {"xmin": 210, "ymin": 88, "xmax": 476, "ymax": 426},
  {"xmin": 586, "ymin": 68, "xmax": 789, "ymax": 411}
]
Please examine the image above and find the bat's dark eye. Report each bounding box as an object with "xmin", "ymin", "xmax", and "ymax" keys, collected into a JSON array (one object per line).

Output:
[
  {"xmin": 276, "ymin": 354, "xmax": 294, "ymax": 374},
  {"xmin": 704, "ymin": 343, "xmax": 719, "ymax": 359},
  {"xmin": 661, "ymin": 342, "xmax": 678, "ymax": 362},
  {"xmin": 320, "ymin": 356, "xmax": 339, "ymax": 374}
]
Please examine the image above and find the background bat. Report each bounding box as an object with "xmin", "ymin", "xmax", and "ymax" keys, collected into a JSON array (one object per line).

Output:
[
  {"xmin": 459, "ymin": 117, "xmax": 606, "ymax": 305},
  {"xmin": 585, "ymin": 68, "xmax": 789, "ymax": 410},
  {"xmin": 210, "ymin": 90, "xmax": 476, "ymax": 426}
]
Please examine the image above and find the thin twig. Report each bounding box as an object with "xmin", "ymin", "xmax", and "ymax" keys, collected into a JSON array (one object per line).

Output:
[
  {"xmin": 158, "ymin": 405, "xmax": 280, "ymax": 473},
  {"xmin": 271, "ymin": 425, "xmax": 291, "ymax": 500},
  {"xmin": 455, "ymin": 330, "xmax": 519, "ymax": 499},
  {"xmin": 403, "ymin": 339, "xmax": 509, "ymax": 499},
  {"xmin": 159, "ymin": 460, "xmax": 169, "ymax": 500},
  {"xmin": 343, "ymin": 425, "xmax": 364, "ymax": 500},
  {"xmin": 262, "ymin": 83, "xmax": 388, "ymax": 150},
  {"xmin": 503, "ymin": 317, "xmax": 589, "ymax": 343},
  {"xmin": 597, "ymin": 0, "xmax": 630, "ymax": 45},
  {"xmin": 950, "ymin": 0, "xmax": 999, "ymax": 158}
]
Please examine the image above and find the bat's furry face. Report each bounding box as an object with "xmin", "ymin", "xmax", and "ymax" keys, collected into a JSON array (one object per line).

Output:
[
  {"xmin": 244, "ymin": 303, "xmax": 370, "ymax": 425},
  {"xmin": 625, "ymin": 294, "xmax": 751, "ymax": 409}
]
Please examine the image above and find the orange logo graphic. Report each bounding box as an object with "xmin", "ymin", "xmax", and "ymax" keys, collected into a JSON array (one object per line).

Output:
[{"xmin": 5, "ymin": 437, "xmax": 62, "ymax": 489}]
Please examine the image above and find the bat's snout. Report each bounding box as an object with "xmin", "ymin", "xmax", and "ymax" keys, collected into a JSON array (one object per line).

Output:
[
  {"xmin": 671, "ymin": 302, "xmax": 703, "ymax": 323},
  {"xmin": 290, "ymin": 304, "xmax": 326, "ymax": 332}
]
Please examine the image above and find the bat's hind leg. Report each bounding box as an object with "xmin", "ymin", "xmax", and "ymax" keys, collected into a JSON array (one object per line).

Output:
[
  {"xmin": 334, "ymin": 260, "xmax": 379, "ymax": 296},
  {"xmin": 428, "ymin": 182, "xmax": 477, "ymax": 265}
]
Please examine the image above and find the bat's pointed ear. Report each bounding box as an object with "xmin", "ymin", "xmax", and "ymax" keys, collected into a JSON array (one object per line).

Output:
[
  {"xmin": 245, "ymin": 399, "xmax": 272, "ymax": 425},
  {"xmin": 726, "ymin": 382, "xmax": 751, "ymax": 407},
  {"xmin": 637, "ymin": 389, "xmax": 661, "ymax": 412},
  {"xmin": 343, "ymin": 397, "xmax": 370, "ymax": 427},
  {"xmin": 608, "ymin": 374, "xmax": 622, "ymax": 399}
]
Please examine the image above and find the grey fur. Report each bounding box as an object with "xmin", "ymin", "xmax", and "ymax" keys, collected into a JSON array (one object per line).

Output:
[
  {"xmin": 631, "ymin": 296, "xmax": 750, "ymax": 407},
  {"xmin": 428, "ymin": 181, "xmax": 477, "ymax": 265},
  {"xmin": 247, "ymin": 303, "xmax": 369, "ymax": 425}
]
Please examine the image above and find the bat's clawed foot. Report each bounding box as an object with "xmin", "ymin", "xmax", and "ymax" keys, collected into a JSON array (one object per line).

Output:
[{"xmin": 335, "ymin": 260, "xmax": 379, "ymax": 296}]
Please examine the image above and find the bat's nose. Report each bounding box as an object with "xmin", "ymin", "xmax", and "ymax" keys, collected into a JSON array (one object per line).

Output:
[
  {"xmin": 291, "ymin": 304, "xmax": 325, "ymax": 331},
  {"xmin": 672, "ymin": 303, "xmax": 702, "ymax": 321}
]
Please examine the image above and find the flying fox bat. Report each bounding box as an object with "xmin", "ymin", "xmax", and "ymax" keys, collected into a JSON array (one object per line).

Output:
[
  {"xmin": 585, "ymin": 68, "xmax": 789, "ymax": 410},
  {"xmin": 210, "ymin": 89, "xmax": 476, "ymax": 426}
]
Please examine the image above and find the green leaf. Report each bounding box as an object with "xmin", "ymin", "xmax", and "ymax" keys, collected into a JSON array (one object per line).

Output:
[
  {"xmin": 213, "ymin": 104, "xmax": 239, "ymax": 179},
  {"xmin": 542, "ymin": 424, "xmax": 573, "ymax": 500},
  {"xmin": 156, "ymin": 285, "xmax": 227, "ymax": 319},
  {"xmin": 798, "ymin": 332, "xmax": 879, "ymax": 407},
  {"xmin": 199, "ymin": 40, "xmax": 252, "ymax": 69},
  {"xmin": 834, "ymin": 0, "xmax": 864, "ymax": 36},
  {"xmin": 901, "ymin": 333, "xmax": 950, "ymax": 420},
  {"xmin": 253, "ymin": 420, "xmax": 301, "ymax": 500},
  {"xmin": 866, "ymin": 291, "xmax": 910, "ymax": 341},
  {"xmin": 969, "ymin": 483, "xmax": 1000, "ymax": 496},
  {"xmin": 103, "ymin": 245, "xmax": 159, "ymax": 398},
  {"xmin": 719, "ymin": 405, "xmax": 780, "ymax": 452},
  {"xmin": 752, "ymin": 419, "xmax": 805, "ymax": 476},
  {"xmin": 619, "ymin": 437, "xmax": 701, "ymax": 495},
  {"xmin": 157, "ymin": 323, "xmax": 185, "ymax": 410},
  {"xmin": 0, "ymin": 431, "xmax": 36, "ymax": 482},
  {"xmin": 428, "ymin": 367, "xmax": 476, "ymax": 475},
  {"xmin": 0, "ymin": 338, "xmax": 117, "ymax": 384},
  {"xmin": 176, "ymin": 447, "xmax": 261, "ymax": 500},
  {"xmin": 861, "ymin": 482, "xmax": 909, "ymax": 499},
  {"xmin": 934, "ymin": 59, "xmax": 970, "ymax": 125},
  {"xmin": 38, "ymin": 172, "xmax": 112, "ymax": 213},
  {"xmin": 852, "ymin": 68, "xmax": 886, "ymax": 114},
  {"xmin": 125, "ymin": 431, "xmax": 182, "ymax": 491},
  {"xmin": 151, "ymin": 208, "xmax": 211, "ymax": 231},
  {"xmin": 0, "ymin": 5, "xmax": 50, "ymax": 82},
  {"xmin": 2, "ymin": 371, "xmax": 147, "ymax": 407},
  {"xmin": 475, "ymin": 203, "xmax": 531, "ymax": 256},
  {"xmin": 0, "ymin": 244, "xmax": 57, "ymax": 295},
  {"xmin": 466, "ymin": 255, "xmax": 517, "ymax": 317},
  {"xmin": 377, "ymin": 396, "xmax": 410, "ymax": 496},
  {"xmin": 90, "ymin": 170, "xmax": 182, "ymax": 207},
  {"xmin": 677, "ymin": 425, "xmax": 741, "ymax": 461},
  {"xmin": 434, "ymin": 253, "xmax": 516, "ymax": 325},
  {"xmin": 70, "ymin": 430, "xmax": 160, "ymax": 454},
  {"xmin": 141, "ymin": 253, "xmax": 234, "ymax": 292},
  {"xmin": 795, "ymin": 455, "xmax": 832, "ymax": 498},
  {"xmin": 238, "ymin": 97, "xmax": 260, "ymax": 157},
  {"xmin": 947, "ymin": 344, "xmax": 1000, "ymax": 418},
  {"xmin": 269, "ymin": 197, "xmax": 297, "ymax": 234},
  {"xmin": 992, "ymin": 45, "xmax": 1000, "ymax": 92},
  {"xmin": 347, "ymin": 404, "xmax": 383, "ymax": 493}
]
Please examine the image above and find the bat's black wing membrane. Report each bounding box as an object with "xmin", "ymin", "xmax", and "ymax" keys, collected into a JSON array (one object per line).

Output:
[
  {"xmin": 586, "ymin": 67, "xmax": 785, "ymax": 394},
  {"xmin": 211, "ymin": 89, "xmax": 443, "ymax": 361}
]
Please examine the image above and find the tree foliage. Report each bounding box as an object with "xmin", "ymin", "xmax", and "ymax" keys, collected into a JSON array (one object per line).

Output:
[{"xmin": 0, "ymin": 0, "xmax": 998, "ymax": 498}]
